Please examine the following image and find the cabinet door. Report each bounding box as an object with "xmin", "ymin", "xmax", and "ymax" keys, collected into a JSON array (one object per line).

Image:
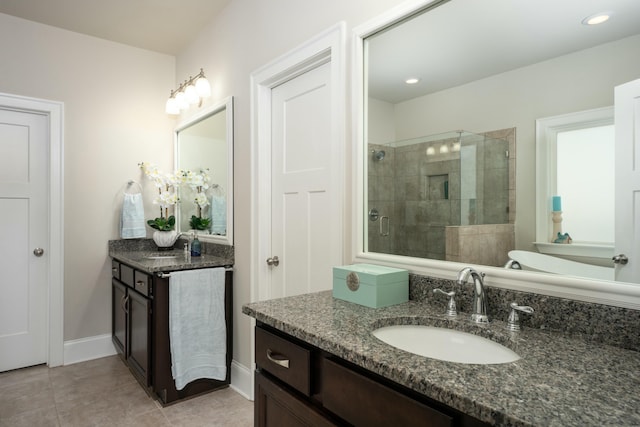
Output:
[
  {"xmin": 323, "ymin": 358, "xmax": 453, "ymax": 427},
  {"xmin": 255, "ymin": 371, "xmax": 336, "ymax": 427},
  {"xmin": 111, "ymin": 279, "xmax": 127, "ymax": 356},
  {"xmin": 128, "ymin": 289, "xmax": 151, "ymax": 386}
]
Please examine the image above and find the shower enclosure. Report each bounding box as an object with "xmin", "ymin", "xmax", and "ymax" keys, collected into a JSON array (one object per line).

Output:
[{"xmin": 367, "ymin": 129, "xmax": 515, "ymax": 265}]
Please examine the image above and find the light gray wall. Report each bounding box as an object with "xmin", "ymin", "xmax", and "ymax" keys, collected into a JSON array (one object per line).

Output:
[
  {"xmin": 0, "ymin": 13, "xmax": 175, "ymax": 342},
  {"xmin": 174, "ymin": 0, "xmax": 410, "ymax": 370}
]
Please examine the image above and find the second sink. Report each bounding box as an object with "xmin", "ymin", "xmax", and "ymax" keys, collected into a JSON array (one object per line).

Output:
[
  {"xmin": 372, "ymin": 325, "xmax": 520, "ymax": 364},
  {"xmin": 144, "ymin": 255, "xmax": 178, "ymax": 260}
]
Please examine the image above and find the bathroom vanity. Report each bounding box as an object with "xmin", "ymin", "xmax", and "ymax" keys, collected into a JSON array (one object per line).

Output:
[
  {"xmin": 253, "ymin": 322, "xmax": 486, "ymax": 427},
  {"xmin": 110, "ymin": 240, "xmax": 233, "ymax": 405},
  {"xmin": 243, "ymin": 291, "xmax": 640, "ymax": 426}
]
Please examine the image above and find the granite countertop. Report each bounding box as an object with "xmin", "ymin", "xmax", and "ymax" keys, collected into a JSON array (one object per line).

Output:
[
  {"xmin": 242, "ymin": 291, "xmax": 640, "ymax": 427},
  {"xmin": 110, "ymin": 249, "xmax": 232, "ymax": 273}
]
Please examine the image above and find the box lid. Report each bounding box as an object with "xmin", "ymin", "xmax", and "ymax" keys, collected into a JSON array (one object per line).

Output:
[{"xmin": 333, "ymin": 263, "xmax": 408, "ymax": 286}]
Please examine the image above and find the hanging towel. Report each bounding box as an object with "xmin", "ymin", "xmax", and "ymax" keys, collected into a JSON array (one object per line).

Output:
[
  {"xmin": 210, "ymin": 195, "xmax": 226, "ymax": 235},
  {"xmin": 120, "ymin": 193, "xmax": 146, "ymax": 239},
  {"xmin": 169, "ymin": 268, "xmax": 227, "ymax": 390}
]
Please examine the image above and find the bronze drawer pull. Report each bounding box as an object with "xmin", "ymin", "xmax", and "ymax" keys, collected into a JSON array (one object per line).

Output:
[
  {"xmin": 266, "ymin": 349, "xmax": 290, "ymax": 368},
  {"xmin": 121, "ymin": 294, "xmax": 129, "ymax": 315}
]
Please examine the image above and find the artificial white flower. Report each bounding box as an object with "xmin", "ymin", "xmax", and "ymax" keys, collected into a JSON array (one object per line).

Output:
[
  {"xmin": 154, "ymin": 191, "xmax": 178, "ymax": 208},
  {"xmin": 194, "ymin": 192, "xmax": 210, "ymax": 208}
]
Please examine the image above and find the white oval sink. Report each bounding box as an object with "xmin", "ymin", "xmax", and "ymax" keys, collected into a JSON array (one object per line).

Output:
[
  {"xmin": 372, "ymin": 325, "xmax": 520, "ymax": 364},
  {"xmin": 145, "ymin": 255, "xmax": 178, "ymax": 260}
]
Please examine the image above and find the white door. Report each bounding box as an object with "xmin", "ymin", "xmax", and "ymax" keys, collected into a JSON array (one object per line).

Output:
[
  {"xmin": 268, "ymin": 61, "xmax": 342, "ymax": 298},
  {"xmin": 0, "ymin": 107, "xmax": 49, "ymax": 371},
  {"xmin": 614, "ymin": 78, "xmax": 640, "ymax": 283}
]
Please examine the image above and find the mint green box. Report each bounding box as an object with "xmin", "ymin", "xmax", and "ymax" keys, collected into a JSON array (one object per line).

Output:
[{"xmin": 332, "ymin": 264, "xmax": 408, "ymax": 308}]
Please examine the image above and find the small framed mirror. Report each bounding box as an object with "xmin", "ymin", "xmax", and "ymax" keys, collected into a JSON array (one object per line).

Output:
[{"xmin": 175, "ymin": 96, "xmax": 234, "ymax": 245}]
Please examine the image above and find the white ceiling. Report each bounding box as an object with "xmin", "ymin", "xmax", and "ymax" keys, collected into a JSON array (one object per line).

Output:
[
  {"xmin": 367, "ymin": 0, "xmax": 640, "ymax": 104},
  {"xmin": 0, "ymin": 0, "xmax": 230, "ymax": 55}
]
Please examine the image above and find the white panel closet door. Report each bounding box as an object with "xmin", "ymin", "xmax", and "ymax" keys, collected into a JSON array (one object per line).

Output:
[
  {"xmin": 0, "ymin": 108, "xmax": 48, "ymax": 371},
  {"xmin": 614, "ymin": 78, "xmax": 640, "ymax": 283},
  {"xmin": 269, "ymin": 61, "xmax": 339, "ymax": 298}
]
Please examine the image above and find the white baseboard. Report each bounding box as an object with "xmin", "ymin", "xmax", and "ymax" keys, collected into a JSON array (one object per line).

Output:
[
  {"xmin": 230, "ymin": 360, "xmax": 253, "ymax": 400},
  {"xmin": 63, "ymin": 334, "xmax": 254, "ymax": 401},
  {"xmin": 63, "ymin": 333, "xmax": 117, "ymax": 365}
]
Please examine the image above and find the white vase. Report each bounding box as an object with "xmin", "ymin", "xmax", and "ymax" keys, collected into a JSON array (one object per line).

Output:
[{"xmin": 152, "ymin": 230, "xmax": 179, "ymax": 250}]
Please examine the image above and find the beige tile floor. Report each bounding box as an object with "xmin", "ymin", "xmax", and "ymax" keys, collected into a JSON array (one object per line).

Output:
[{"xmin": 0, "ymin": 355, "xmax": 253, "ymax": 427}]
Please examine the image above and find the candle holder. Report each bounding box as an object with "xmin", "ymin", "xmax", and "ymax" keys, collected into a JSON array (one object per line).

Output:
[{"xmin": 551, "ymin": 211, "xmax": 562, "ymax": 242}]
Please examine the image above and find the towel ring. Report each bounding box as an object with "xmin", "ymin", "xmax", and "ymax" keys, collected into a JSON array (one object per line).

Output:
[{"xmin": 125, "ymin": 180, "xmax": 143, "ymax": 194}]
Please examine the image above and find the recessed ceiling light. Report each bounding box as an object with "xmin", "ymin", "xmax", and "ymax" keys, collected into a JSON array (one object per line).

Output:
[
  {"xmin": 405, "ymin": 77, "xmax": 420, "ymax": 85},
  {"xmin": 582, "ymin": 12, "xmax": 611, "ymax": 26}
]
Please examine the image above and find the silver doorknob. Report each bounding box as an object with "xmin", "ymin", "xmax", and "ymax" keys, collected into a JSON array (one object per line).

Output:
[
  {"xmin": 33, "ymin": 248, "xmax": 44, "ymax": 257},
  {"xmin": 266, "ymin": 256, "xmax": 280, "ymax": 267},
  {"xmin": 612, "ymin": 254, "xmax": 629, "ymax": 265}
]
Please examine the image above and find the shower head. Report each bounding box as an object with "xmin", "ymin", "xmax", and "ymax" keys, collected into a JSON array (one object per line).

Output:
[{"xmin": 372, "ymin": 149, "xmax": 386, "ymax": 161}]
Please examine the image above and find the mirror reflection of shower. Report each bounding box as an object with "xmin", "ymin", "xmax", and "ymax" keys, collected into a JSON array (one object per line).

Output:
[
  {"xmin": 367, "ymin": 129, "xmax": 513, "ymax": 263},
  {"xmin": 371, "ymin": 149, "xmax": 386, "ymax": 161}
]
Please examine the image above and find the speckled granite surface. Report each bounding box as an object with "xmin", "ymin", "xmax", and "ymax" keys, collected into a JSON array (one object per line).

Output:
[
  {"xmin": 243, "ymin": 291, "xmax": 640, "ymax": 427},
  {"xmin": 410, "ymin": 274, "xmax": 640, "ymax": 352},
  {"xmin": 108, "ymin": 239, "xmax": 233, "ymax": 273}
]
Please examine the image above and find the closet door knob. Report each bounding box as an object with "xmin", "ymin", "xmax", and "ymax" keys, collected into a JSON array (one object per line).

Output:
[
  {"xmin": 33, "ymin": 248, "xmax": 44, "ymax": 257},
  {"xmin": 266, "ymin": 256, "xmax": 280, "ymax": 267}
]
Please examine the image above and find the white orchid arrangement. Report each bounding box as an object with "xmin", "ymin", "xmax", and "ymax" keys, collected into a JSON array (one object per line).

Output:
[
  {"xmin": 180, "ymin": 168, "xmax": 212, "ymax": 231},
  {"xmin": 139, "ymin": 162, "xmax": 179, "ymax": 230},
  {"xmin": 139, "ymin": 162, "xmax": 214, "ymax": 232},
  {"xmin": 181, "ymin": 168, "xmax": 211, "ymax": 212}
]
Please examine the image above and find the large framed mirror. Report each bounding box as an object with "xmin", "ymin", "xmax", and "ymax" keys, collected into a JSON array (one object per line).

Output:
[
  {"xmin": 353, "ymin": 0, "xmax": 640, "ymax": 307},
  {"xmin": 175, "ymin": 96, "xmax": 233, "ymax": 245}
]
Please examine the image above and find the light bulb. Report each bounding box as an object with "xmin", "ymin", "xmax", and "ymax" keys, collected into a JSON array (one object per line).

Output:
[
  {"xmin": 195, "ymin": 76, "xmax": 211, "ymax": 98},
  {"xmin": 175, "ymin": 91, "xmax": 188, "ymax": 110},
  {"xmin": 165, "ymin": 97, "xmax": 179, "ymax": 115},
  {"xmin": 426, "ymin": 147, "xmax": 435, "ymax": 156},
  {"xmin": 439, "ymin": 144, "xmax": 449, "ymax": 154},
  {"xmin": 185, "ymin": 84, "xmax": 199, "ymax": 105},
  {"xmin": 582, "ymin": 12, "xmax": 611, "ymax": 25}
]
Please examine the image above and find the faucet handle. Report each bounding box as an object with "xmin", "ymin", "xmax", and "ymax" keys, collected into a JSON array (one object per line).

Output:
[
  {"xmin": 433, "ymin": 288, "xmax": 457, "ymax": 317},
  {"xmin": 507, "ymin": 302, "xmax": 534, "ymax": 331}
]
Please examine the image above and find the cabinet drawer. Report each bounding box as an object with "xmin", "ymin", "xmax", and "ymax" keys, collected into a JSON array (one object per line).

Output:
[
  {"xmin": 134, "ymin": 270, "xmax": 151, "ymax": 297},
  {"xmin": 120, "ymin": 264, "xmax": 135, "ymax": 287},
  {"xmin": 323, "ymin": 358, "xmax": 453, "ymax": 427},
  {"xmin": 256, "ymin": 327, "xmax": 311, "ymax": 396},
  {"xmin": 111, "ymin": 260, "xmax": 120, "ymax": 279}
]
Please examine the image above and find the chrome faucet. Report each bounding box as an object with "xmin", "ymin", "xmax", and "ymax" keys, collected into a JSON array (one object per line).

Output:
[{"xmin": 456, "ymin": 267, "xmax": 489, "ymax": 324}]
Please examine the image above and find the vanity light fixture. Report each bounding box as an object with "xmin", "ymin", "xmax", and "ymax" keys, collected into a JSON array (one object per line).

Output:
[
  {"xmin": 582, "ymin": 12, "xmax": 611, "ymax": 26},
  {"xmin": 405, "ymin": 77, "xmax": 421, "ymax": 85},
  {"xmin": 165, "ymin": 68, "xmax": 212, "ymax": 115}
]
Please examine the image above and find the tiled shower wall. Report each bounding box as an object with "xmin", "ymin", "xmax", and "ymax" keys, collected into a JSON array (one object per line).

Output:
[{"xmin": 367, "ymin": 128, "xmax": 516, "ymax": 261}]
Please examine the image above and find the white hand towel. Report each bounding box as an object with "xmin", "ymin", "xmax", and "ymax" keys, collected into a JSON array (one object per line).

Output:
[
  {"xmin": 169, "ymin": 268, "xmax": 227, "ymax": 390},
  {"xmin": 120, "ymin": 193, "xmax": 146, "ymax": 239},
  {"xmin": 210, "ymin": 195, "xmax": 226, "ymax": 235}
]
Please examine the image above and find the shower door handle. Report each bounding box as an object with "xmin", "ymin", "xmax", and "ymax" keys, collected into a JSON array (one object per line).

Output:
[{"xmin": 380, "ymin": 216, "xmax": 390, "ymax": 236}]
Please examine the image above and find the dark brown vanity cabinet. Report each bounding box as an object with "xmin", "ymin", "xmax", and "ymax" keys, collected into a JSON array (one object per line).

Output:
[
  {"xmin": 111, "ymin": 258, "xmax": 233, "ymax": 405},
  {"xmin": 254, "ymin": 324, "xmax": 489, "ymax": 427},
  {"xmin": 111, "ymin": 260, "xmax": 152, "ymax": 387}
]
